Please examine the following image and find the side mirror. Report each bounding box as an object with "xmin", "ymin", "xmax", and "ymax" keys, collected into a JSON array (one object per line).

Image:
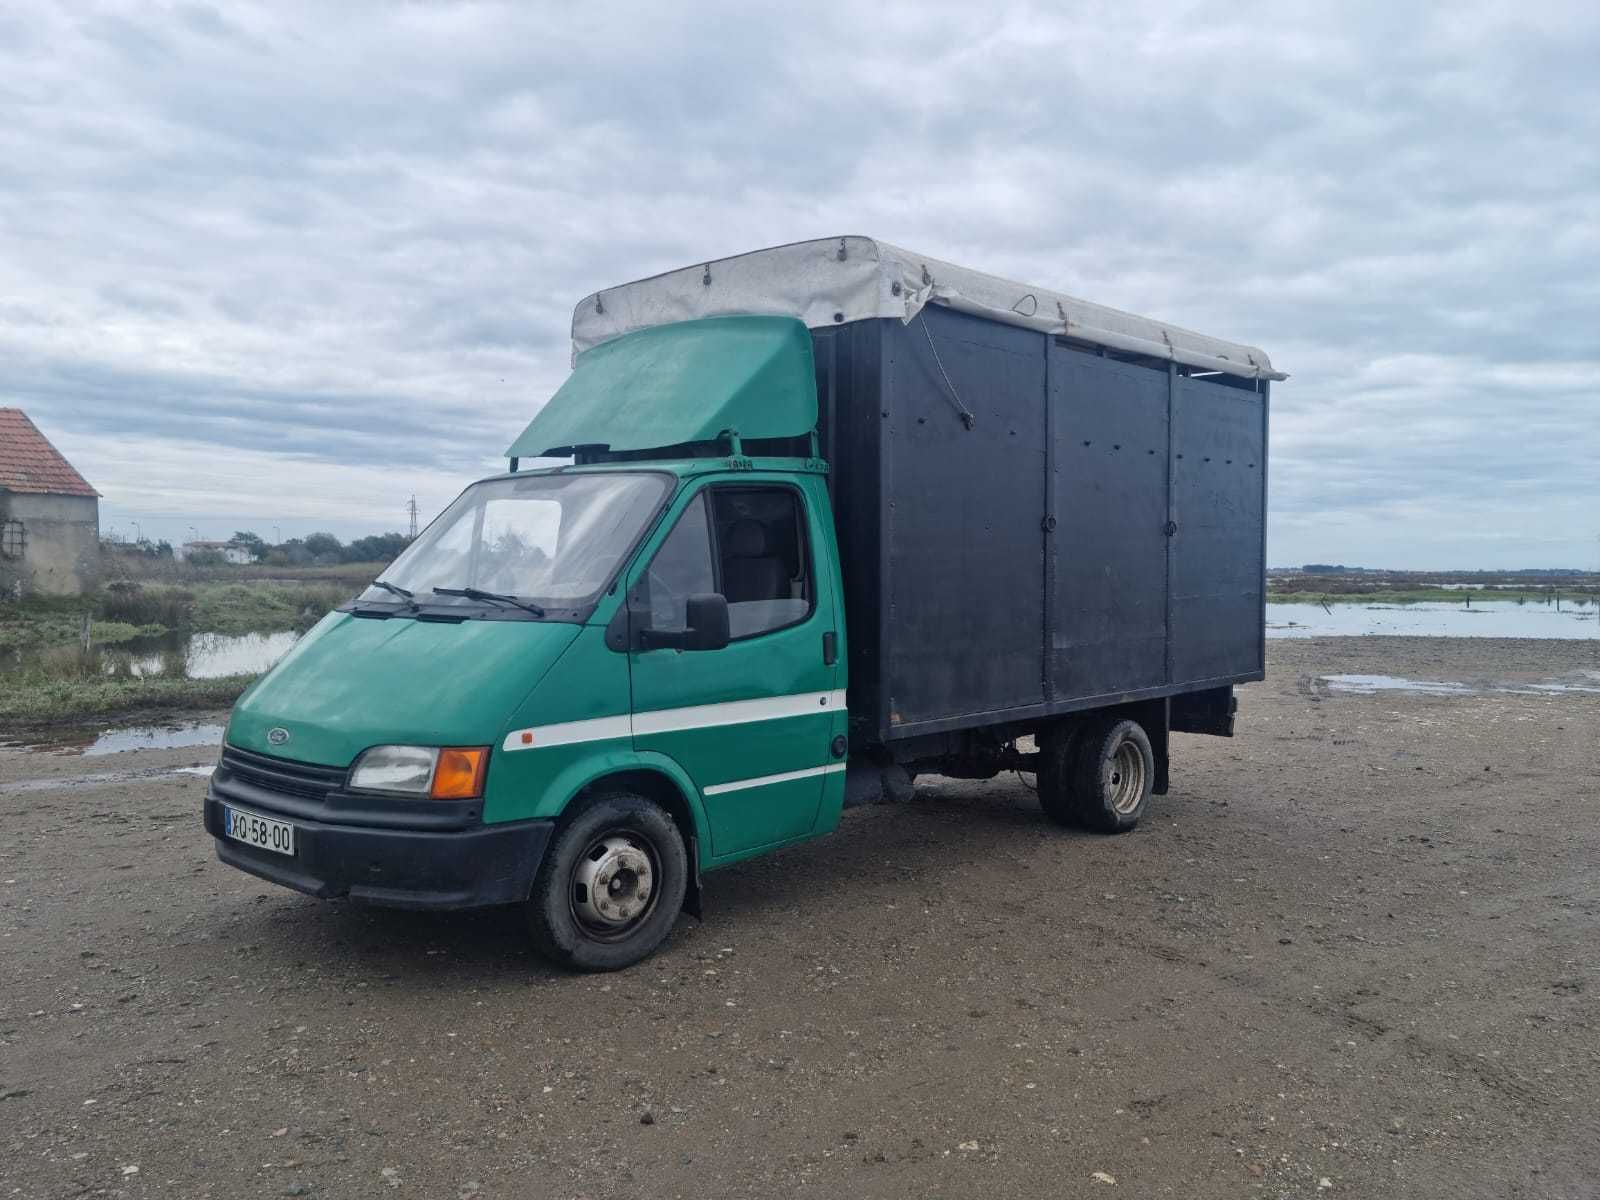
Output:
[
  {"xmin": 682, "ymin": 593, "xmax": 730, "ymax": 650},
  {"xmin": 638, "ymin": 593, "xmax": 730, "ymax": 651}
]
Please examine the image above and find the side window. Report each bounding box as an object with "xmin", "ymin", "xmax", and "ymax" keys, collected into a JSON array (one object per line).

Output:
[
  {"xmin": 634, "ymin": 492, "xmax": 715, "ymax": 631},
  {"xmin": 711, "ymin": 487, "xmax": 814, "ymax": 640},
  {"xmin": 0, "ymin": 520, "xmax": 24, "ymax": 559}
]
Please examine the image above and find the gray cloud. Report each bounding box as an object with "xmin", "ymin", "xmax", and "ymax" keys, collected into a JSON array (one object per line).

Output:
[{"xmin": 1, "ymin": 0, "xmax": 1596, "ymax": 564}]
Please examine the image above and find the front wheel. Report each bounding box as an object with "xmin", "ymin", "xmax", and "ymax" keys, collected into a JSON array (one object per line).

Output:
[{"xmin": 526, "ymin": 792, "xmax": 688, "ymax": 971}]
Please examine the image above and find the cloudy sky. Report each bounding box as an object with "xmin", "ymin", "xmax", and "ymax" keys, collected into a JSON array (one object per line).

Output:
[{"xmin": 2, "ymin": 1, "xmax": 1595, "ymax": 568}]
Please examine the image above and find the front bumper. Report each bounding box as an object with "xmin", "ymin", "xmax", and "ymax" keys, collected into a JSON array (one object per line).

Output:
[
  {"xmin": 204, "ymin": 793, "xmax": 552, "ymax": 909},
  {"xmin": 202, "ymin": 748, "xmax": 552, "ymax": 910}
]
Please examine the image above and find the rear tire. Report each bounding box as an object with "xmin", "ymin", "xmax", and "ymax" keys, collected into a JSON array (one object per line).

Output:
[
  {"xmin": 1037, "ymin": 722, "xmax": 1086, "ymax": 827},
  {"xmin": 526, "ymin": 792, "xmax": 688, "ymax": 972},
  {"xmin": 1074, "ymin": 718, "xmax": 1153, "ymax": 834}
]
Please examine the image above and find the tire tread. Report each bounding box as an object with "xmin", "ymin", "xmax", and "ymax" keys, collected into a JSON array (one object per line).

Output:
[{"xmin": 526, "ymin": 790, "xmax": 687, "ymax": 972}]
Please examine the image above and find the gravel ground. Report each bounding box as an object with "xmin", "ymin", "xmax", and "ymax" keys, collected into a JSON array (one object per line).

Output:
[{"xmin": 2, "ymin": 636, "xmax": 1598, "ymax": 1199}]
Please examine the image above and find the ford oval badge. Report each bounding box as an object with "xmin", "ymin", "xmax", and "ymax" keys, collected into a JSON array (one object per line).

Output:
[{"xmin": 266, "ymin": 727, "xmax": 290, "ymax": 747}]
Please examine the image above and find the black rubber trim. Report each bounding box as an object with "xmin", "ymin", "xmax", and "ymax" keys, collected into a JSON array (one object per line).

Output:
[{"xmin": 204, "ymin": 792, "xmax": 552, "ymax": 911}]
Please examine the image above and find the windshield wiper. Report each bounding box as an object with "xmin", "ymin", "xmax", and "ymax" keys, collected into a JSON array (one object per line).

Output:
[
  {"xmin": 370, "ymin": 580, "xmax": 415, "ymax": 602},
  {"xmin": 432, "ymin": 586, "xmax": 546, "ymax": 617}
]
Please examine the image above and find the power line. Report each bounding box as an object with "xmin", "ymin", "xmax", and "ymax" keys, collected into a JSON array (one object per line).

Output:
[{"xmin": 406, "ymin": 495, "xmax": 419, "ymax": 539}]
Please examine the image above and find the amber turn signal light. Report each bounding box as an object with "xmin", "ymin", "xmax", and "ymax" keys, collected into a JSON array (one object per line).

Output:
[{"xmin": 430, "ymin": 747, "xmax": 489, "ymax": 799}]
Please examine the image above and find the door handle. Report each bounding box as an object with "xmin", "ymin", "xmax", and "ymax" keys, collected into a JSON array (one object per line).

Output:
[{"xmin": 822, "ymin": 631, "xmax": 838, "ymax": 666}]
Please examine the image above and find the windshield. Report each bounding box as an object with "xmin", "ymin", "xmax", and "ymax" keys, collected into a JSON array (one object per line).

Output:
[{"xmin": 361, "ymin": 472, "xmax": 670, "ymax": 612}]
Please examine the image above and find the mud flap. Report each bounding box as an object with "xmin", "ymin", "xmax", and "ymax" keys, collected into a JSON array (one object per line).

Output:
[{"xmin": 681, "ymin": 835, "xmax": 703, "ymax": 920}]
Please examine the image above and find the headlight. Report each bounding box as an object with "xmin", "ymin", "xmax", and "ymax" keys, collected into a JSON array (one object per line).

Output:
[{"xmin": 348, "ymin": 745, "xmax": 488, "ymax": 799}]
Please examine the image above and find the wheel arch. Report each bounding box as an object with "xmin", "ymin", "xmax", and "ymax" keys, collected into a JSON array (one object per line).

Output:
[
  {"xmin": 543, "ymin": 750, "xmax": 711, "ymax": 869},
  {"xmin": 568, "ymin": 756, "xmax": 707, "ymax": 920},
  {"xmin": 1042, "ymin": 699, "xmax": 1168, "ymax": 796}
]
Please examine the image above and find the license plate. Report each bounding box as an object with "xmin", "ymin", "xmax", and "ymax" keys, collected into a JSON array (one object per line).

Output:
[{"xmin": 222, "ymin": 806, "xmax": 295, "ymax": 857}]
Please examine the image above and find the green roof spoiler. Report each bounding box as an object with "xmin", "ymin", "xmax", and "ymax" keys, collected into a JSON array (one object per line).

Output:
[{"xmin": 508, "ymin": 315, "xmax": 818, "ymax": 460}]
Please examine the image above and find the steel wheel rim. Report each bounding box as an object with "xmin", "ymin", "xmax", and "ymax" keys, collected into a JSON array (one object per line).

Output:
[
  {"xmin": 570, "ymin": 829, "xmax": 661, "ymax": 941},
  {"xmin": 1108, "ymin": 740, "xmax": 1146, "ymax": 814}
]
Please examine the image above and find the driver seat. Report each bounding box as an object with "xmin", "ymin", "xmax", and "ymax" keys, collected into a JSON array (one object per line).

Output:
[{"xmin": 721, "ymin": 519, "xmax": 788, "ymax": 603}]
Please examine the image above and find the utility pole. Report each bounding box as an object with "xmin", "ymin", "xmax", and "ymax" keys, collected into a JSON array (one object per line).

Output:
[{"xmin": 406, "ymin": 496, "xmax": 420, "ymax": 539}]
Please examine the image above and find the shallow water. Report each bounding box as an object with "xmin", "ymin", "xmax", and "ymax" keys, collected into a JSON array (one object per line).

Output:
[
  {"xmin": 1268, "ymin": 600, "xmax": 1596, "ymax": 639},
  {"xmin": 1, "ymin": 629, "xmax": 300, "ymax": 679},
  {"xmin": 1322, "ymin": 671, "xmax": 1600, "ymax": 697},
  {"xmin": 1322, "ymin": 674, "xmax": 1475, "ymax": 695},
  {"xmin": 81, "ymin": 721, "xmax": 227, "ymax": 756},
  {"xmin": 1, "ymin": 718, "xmax": 228, "ymax": 757}
]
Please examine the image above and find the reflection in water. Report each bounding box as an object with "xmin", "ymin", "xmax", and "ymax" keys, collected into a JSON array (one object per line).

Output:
[
  {"xmin": 1322, "ymin": 674, "xmax": 1475, "ymax": 695},
  {"xmin": 1, "ymin": 719, "xmax": 229, "ymax": 757},
  {"xmin": 1, "ymin": 629, "xmax": 300, "ymax": 680},
  {"xmin": 1268, "ymin": 600, "xmax": 1597, "ymax": 639},
  {"xmin": 83, "ymin": 722, "xmax": 227, "ymax": 756}
]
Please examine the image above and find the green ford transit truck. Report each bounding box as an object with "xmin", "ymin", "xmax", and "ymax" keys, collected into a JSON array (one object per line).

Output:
[{"xmin": 204, "ymin": 237, "xmax": 1284, "ymax": 970}]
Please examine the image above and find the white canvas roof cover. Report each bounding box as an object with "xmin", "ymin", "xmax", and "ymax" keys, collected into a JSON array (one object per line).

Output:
[{"xmin": 572, "ymin": 235, "xmax": 1285, "ymax": 381}]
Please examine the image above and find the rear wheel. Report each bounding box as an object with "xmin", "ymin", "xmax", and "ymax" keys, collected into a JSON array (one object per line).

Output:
[
  {"xmin": 1074, "ymin": 718, "xmax": 1153, "ymax": 833},
  {"xmin": 527, "ymin": 792, "xmax": 688, "ymax": 971},
  {"xmin": 1037, "ymin": 722, "xmax": 1086, "ymax": 827}
]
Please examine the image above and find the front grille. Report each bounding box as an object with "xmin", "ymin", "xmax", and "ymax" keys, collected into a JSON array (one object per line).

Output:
[
  {"xmin": 211, "ymin": 744, "xmax": 478, "ymax": 833},
  {"xmin": 218, "ymin": 746, "xmax": 347, "ymax": 802}
]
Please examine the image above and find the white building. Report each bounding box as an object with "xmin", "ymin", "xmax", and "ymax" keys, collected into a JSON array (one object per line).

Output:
[{"xmin": 178, "ymin": 539, "xmax": 253, "ymax": 564}]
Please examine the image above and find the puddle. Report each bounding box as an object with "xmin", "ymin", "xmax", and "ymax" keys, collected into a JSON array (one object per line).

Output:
[
  {"xmin": 1322, "ymin": 672, "xmax": 1600, "ymax": 697},
  {"xmin": 0, "ymin": 629, "xmax": 300, "ymax": 680},
  {"xmin": 1270, "ymin": 600, "xmax": 1597, "ymax": 639},
  {"xmin": 1, "ymin": 719, "xmax": 226, "ymax": 758},
  {"xmin": 0, "ymin": 722, "xmax": 223, "ymax": 792},
  {"xmin": 82, "ymin": 721, "xmax": 226, "ymax": 757},
  {"xmin": 1322, "ymin": 674, "xmax": 1475, "ymax": 695}
]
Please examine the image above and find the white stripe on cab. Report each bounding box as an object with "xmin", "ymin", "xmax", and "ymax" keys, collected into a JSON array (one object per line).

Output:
[
  {"xmin": 502, "ymin": 690, "xmax": 846, "ymax": 753},
  {"xmin": 702, "ymin": 762, "xmax": 847, "ymax": 796}
]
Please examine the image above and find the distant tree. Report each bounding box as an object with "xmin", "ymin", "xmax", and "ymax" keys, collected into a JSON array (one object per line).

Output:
[
  {"xmin": 231, "ymin": 531, "xmax": 268, "ymax": 561},
  {"xmin": 275, "ymin": 538, "xmax": 312, "ymax": 566},
  {"xmin": 302, "ymin": 531, "xmax": 344, "ymax": 559},
  {"xmin": 154, "ymin": 539, "xmax": 174, "ymax": 559},
  {"xmin": 343, "ymin": 532, "xmax": 411, "ymax": 564}
]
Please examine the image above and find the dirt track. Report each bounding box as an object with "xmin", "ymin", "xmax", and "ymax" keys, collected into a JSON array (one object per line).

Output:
[{"xmin": 3, "ymin": 636, "xmax": 1598, "ymax": 1199}]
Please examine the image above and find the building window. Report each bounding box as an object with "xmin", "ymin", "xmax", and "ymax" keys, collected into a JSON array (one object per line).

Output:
[{"xmin": 0, "ymin": 520, "xmax": 24, "ymax": 559}]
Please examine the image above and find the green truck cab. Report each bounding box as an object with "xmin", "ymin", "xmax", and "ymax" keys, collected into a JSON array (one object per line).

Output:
[{"xmin": 205, "ymin": 238, "xmax": 1282, "ymax": 970}]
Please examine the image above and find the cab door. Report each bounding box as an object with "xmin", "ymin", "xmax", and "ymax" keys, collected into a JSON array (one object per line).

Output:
[{"xmin": 625, "ymin": 476, "xmax": 842, "ymax": 859}]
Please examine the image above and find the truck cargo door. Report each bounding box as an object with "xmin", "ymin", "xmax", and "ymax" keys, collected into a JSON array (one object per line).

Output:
[
  {"xmin": 1049, "ymin": 346, "xmax": 1171, "ymax": 697},
  {"xmin": 879, "ymin": 307, "xmax": 1047, "ymax": 729},
  {"xmin": 1168, "ymin": 377, "xmax": 1267, "ymax": 682}
]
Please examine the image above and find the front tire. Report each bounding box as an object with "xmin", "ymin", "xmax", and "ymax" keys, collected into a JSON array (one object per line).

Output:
[{"xmin": 527, "ymin": 792, "xmax": 688, "ymax": 972}]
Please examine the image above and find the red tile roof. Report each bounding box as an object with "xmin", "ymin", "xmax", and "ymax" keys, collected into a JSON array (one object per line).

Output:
[{"xmin": 0, "ymin": 408, "xmax": 98, "ymax": 497}]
